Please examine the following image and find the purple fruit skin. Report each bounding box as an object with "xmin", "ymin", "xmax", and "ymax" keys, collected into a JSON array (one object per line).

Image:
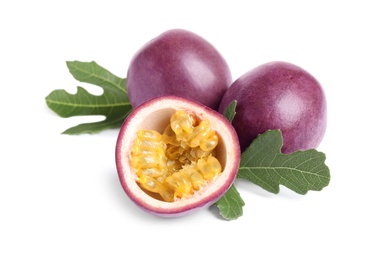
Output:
[
  {"xmin": 219, "ymin": 61, "xmax": 327, "ymax": 154},
  {"xmin": 127, "ymin": 29, "xmax": 232, "ymax": 110}
]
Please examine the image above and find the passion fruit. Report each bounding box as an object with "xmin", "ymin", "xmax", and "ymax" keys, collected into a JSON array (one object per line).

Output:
[
  {"xmin": 219, "ymin": 61, "xmax": 327, "ymax": 154},
  {"xmin": 127, "ymin": 29, "xmax": 232, "ymax": 110},
  {"xmin": 116, "ymin": 96, "xmax": 240, "ymax": 217}
]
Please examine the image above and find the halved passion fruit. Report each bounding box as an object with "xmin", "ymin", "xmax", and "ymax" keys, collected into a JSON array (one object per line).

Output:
[{"xmin": 116, "ymin": 96, "xmax": 240, "ymax": 217}]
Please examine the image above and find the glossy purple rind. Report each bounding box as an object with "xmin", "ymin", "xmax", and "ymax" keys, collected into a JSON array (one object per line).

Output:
[
  {"xmin": 219, "ymin": 61, "xmax": 327, "ymax": 154},
  {"xmin": 127, "ymin": 29, "xmax": 232, "ymax": 110},
  {"xmin": 116, "ymin": 96, "xmax": 240, "ymax": 217}
]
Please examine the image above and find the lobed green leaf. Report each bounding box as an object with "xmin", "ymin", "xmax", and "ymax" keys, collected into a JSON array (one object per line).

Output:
[
  {"xmin": 223, "ymin": 100, "xmax": 237, "ymax": 123},
  {"xmin": 237, "ymin": 130, "xmax": 331, "ymax": 194},
  {"xmin": 214, "ymin": 184, "xmax": 245, "ymax": 220},
  {"xmin": 45, "ymin": 61, "xmax": 132, "ymax": 134},
  {"xmin": 214, "ymin": 101, "xmax": 245, "ymax": 220}
]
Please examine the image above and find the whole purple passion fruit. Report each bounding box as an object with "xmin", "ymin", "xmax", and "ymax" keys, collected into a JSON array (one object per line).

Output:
[
  {"xmin": 116, "ymin": 96, "xmax": 240, "ymax": 217},
  {"xmin": 127, "ymin": 29, "xmax": 232, "ymax": 110},
  {"xmin": 219, "ymin": 61, "xmax": 327, "ymax": 154}
]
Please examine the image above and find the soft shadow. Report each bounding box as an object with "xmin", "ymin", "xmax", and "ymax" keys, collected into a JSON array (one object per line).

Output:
[
  {"xmin": 234, "ymin": 179, "xmax": 277, "ymax": 198},
  {"xmin": 107, "ymin": 170, "xmax": 163, "ymax": 221}
]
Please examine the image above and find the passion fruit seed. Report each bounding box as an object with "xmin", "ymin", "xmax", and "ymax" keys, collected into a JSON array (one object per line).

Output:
[{"xmin": 129, "ymin": 110, "xmax": 222, "ymax": 202}]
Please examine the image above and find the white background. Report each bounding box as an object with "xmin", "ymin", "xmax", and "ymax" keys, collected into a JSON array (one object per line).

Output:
[{"xmin": 1, "ymin": 0, "xmax": 377, "ymax": 259}]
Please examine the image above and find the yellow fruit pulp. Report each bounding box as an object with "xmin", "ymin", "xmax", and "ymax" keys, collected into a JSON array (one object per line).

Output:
[{"xmin": 129, "ymin": 110, "xmax": 222, "ymax": 202}]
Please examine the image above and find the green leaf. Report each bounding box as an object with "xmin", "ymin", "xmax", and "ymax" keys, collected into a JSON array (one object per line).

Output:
[
  {"xmin": 214, "ymin": 100, "xmax": 244, "ymax": 220},
  {"xmin": 214, "ymin": 184, "xmax": 245, "ymax": 220},
  {"xmin": 223, "ymin": 100, "xmax": 237, "ymax": 123},
  {"xmin": 237, "ymin": 130, "xmax": 330, "ymax": 194},
  {"xmin": 45, "ymin": 61, "xmax": 132, "ymax": 134}
]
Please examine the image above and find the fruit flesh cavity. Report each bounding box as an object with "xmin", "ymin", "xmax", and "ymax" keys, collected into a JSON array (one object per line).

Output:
[
  {"xmin": 129, "ymin": 110, "xmax": 222, "ymax": 202},
  {"xmin": 116, "ymin": 95, "xmax": 241, "ymax": 217}
]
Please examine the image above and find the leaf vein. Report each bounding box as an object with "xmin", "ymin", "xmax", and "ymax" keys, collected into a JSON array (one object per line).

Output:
[{"xmin": 70, "ymin": 63, "xmax": 126, "ymax": 94}]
